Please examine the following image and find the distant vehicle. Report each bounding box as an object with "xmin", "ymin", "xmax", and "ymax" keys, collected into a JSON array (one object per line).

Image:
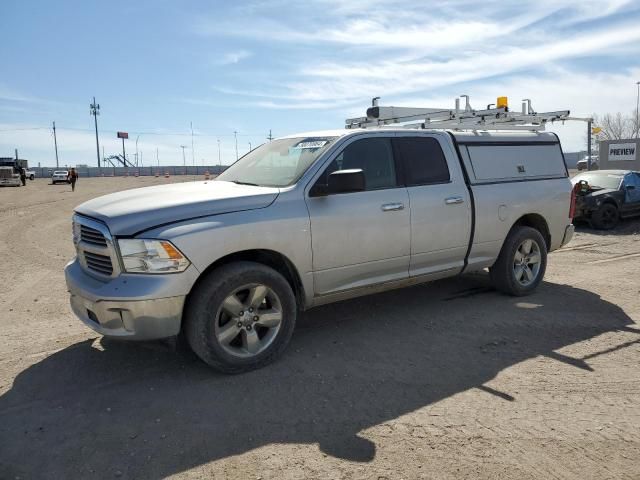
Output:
[
  {"xmin": 52, "ymin": 170, "xmax": 70, "ymax": 184},
  {"xmin": 577, "ymin": 155, "xmax": 599, "ymax": 171},
  {"xmin": 0, "ymin": 166, "xmax": 21, "ymax": 187},
  {"xmin": 571, "ymin": 170, "xmax": 640, "ymax": 229},
  {"xmin": 1, "ymin": 158, "xmax": 35, "ymax": 181}
]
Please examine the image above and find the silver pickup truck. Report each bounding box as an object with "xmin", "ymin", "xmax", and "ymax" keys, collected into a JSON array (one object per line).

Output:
[{"xmin": 65, "ymin": 129, "xmax": 575, "ymax": 372}]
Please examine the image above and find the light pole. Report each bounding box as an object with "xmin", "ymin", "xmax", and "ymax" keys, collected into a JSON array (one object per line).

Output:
[
  {"xmin": 217, "ymin": 139, "xmax": 221, "ymax": 168},
  {"xmin": 180, "ymin": 145, "xmax": 187, "ymax": 171},
  {"xmin": 234, "ymin": 131, "xmax": 238, "ymax": 160},
  {"xmin": 135, "ymin": 135, "xmax": 140, "ymax": 167},
  {"xmin": 248, "ymin": 141, "xmax": 252, "ymax": 152},
  {"xmin": 89, "ymin": 97, "xmax": 101, "ymax": 169},
  {"xmin": 190, "ymin": 122, "xmax": 196, "ymax": 166}
]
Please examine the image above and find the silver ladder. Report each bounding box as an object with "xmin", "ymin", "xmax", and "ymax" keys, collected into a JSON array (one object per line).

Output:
[{"xmin": 345, "ymin": 95, "xmax": 575, "ymax": 131}]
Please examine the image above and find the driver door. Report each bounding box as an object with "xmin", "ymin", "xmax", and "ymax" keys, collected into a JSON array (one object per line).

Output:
[{"xmin": 305, "ymin": 136, "xmax": 410, "ymax": 296}]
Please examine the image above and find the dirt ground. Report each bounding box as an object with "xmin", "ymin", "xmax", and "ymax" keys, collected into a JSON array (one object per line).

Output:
[{"xmin": 0, "ymin": 176, "xmax": 639, "ymax": 480}]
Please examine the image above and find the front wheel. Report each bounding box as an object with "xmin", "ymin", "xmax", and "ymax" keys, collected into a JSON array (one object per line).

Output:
[
  {"xmin": 591, "ymin": 203, "xmax": 619, "ymax": 230},
  {"xmin": 184, "ymin": 261, "xmax": 297, "ymax": 373},
  {"xmin": 29, "ymin": 175, "xmax": 34, "ymax": 180},
  {"xmin": 490, "ymin": 226, "xmax": 547, "ymax": 296}
]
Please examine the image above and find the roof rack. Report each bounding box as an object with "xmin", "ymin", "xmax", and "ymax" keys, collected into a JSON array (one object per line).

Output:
[{"xmin": 345, "ymin": 95, "xmax": 574, "ymax": 131}]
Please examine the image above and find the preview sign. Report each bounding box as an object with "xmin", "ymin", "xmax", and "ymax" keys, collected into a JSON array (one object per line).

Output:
[{"xmin": 608, "ymin": 143, "xmax": 636, "ymax": 161}]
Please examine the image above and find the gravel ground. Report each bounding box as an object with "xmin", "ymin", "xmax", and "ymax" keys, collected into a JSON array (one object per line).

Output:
[{"xmin": 0, "ymin": 177, "xmax": 639, "ymax": 479}]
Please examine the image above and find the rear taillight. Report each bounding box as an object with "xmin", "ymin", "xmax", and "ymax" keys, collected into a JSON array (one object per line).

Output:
[{"xmin": 569, "ymin": 183, "xmax": 578, "ymax": 220}]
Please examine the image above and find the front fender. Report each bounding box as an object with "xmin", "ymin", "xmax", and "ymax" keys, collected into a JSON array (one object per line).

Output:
[{"xmin": 140, "ymin": 197, "xmax": 314, "ymax": 306}]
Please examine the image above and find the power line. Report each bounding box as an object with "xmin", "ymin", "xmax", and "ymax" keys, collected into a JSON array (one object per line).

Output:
[{"xmin": 0, "ymin": 126, "xmax": 262, "ymax": 137}]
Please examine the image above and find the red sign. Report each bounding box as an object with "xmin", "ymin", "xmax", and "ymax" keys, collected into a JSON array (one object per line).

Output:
[{"xmin": 117, "ymin": 131, "xmax": 129, "ymax": 139}]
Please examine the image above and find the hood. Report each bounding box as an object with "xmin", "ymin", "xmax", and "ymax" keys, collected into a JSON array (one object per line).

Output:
[
  {"xmin": 578, "ymin": 187, "xmax": 619, "ymax": 197},
  {"xmin": 75, "ymin": 180, "xmax": 279, "ymax": 235}
]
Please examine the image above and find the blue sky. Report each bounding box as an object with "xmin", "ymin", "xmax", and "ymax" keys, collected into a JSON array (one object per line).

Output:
[{"xmin": 2, "ymin": 0, "xmax": 640, "ymax": 167}]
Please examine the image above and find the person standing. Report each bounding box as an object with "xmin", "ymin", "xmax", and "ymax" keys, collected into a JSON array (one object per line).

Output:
[
  {"xmin": 18, "ymin": 165, "xmax": 26, "ymax": 186},
  {"xmin": 68, "ymin": 168, "xmax": 78, "ymax": 192}
]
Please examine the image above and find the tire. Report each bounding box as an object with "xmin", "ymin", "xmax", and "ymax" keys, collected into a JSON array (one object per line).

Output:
[
  {"xmin": 489, "ymin": 226, "xmax": 547, "ymax": 296},
  {"xmin": 29, "ymin": 175, "xmax": 34, "ymax": 181},
  {"xmin": 184, "ymin": 261, "xmax": 297, "ymax": 373},
  {"xmin": 591, "ymin": 203, "xmax": 619, "ymax": 230}
]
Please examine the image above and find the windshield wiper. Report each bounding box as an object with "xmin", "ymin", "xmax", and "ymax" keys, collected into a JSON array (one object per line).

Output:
[{"xmin": 230, "ymin": 180, "xmax": 260, "ymax": 186}]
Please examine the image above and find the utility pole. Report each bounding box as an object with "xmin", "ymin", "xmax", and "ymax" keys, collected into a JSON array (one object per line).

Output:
[
  {"xmin": 248, "ymin": 141, "xmax": 252, "ymax": 152},
  {"xmin": 190, "ymin": 122, "xmax": 196, "ymax": 166},
  {"xmin": 636, "ymin": 81, "xmax": 640, "ymax": 138},
  {"xmin": 89, "ymin": 97, "xmax": 101, "ymax": 169},
  {"xmin": 180, "ymin": 145, "xmax": 187, "ymax": 169},
  {"xmin": 587, "ymin": 119, "xmax": 592, "ymax": 171},
  {"xmin": 52, "ymin": 121, "xmax": 59, "ymax": 168},
  {"xmin": 156, "ymin": 147, "xmax": 159, "ymax": 168},
  {"xmin": 135, "ymin": 135, "xmax": 140, "ymax": 167},
  {"xmin": 217, "ymin": 139, "xmax": 221, "ymax": 169},
  {"xmin": 267, "ymin": 129, "xmax": 274, "ymax": 142},
  {"xmin": 234, "ymin": 131, "xmax": 238, "ymax": 160}
]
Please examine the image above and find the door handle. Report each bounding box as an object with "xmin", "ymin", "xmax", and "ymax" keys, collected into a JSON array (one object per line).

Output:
[
  {"xmin": 444, "ymin": 196, "xmax": 464, "ymax": 205},
  {"xmin": 381, "ymin": 202, "xmax": 405, "ymax": 212}
]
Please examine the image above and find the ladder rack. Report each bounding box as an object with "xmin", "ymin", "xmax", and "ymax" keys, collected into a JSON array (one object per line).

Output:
[{"xmin": 345, "ymin": 96, "xmax": 572, "ymax": 132}]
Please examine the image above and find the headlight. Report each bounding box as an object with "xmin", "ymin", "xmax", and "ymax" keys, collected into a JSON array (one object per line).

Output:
[{"xmin": 117, "ymin": 239, "xmax": 190, "ymax": 274}]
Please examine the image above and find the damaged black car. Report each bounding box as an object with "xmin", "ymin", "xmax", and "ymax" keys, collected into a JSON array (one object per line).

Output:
[{"xmin": 571, "ymin": 170, "xmax": 640, "ymax": 230}]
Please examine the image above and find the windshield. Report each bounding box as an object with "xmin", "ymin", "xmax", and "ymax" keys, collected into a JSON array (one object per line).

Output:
[
  {"xmin": 572, "ymin": 172, "xmax": 623, "ymax": 190},
  {"xmin": 216, "ymin": 136, "xmax": 338, "ymax": 187}
]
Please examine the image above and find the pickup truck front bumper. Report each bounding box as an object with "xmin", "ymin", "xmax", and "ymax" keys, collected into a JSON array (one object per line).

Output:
[{"xmin": 65, "ymin": 258, "xmax": 198, "ymax": 340}]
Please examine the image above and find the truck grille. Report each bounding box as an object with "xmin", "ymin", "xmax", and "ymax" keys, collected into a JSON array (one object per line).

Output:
[
  {"xmin": 83, "ymin": 251, "xmax": 114, "ymax": 276},
  {"xmin": 74, "ymin": 214, "xmax": 119, "ymax": 278},
  {"xmin": 80, "ymin": 225, "xmax": 108, "ymax": 247}
]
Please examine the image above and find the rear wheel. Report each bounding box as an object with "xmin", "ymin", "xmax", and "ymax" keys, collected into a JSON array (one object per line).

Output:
[
  {"xmin": 490, "ymin": 226, "xmax": 547, "ymax": 296},
  {"xmin": 184, "ymin": 261, "xmax": 297, "ymax": 373},
  {"xmin": 591, "ymin": 203, "xmax": 619, "ymax": 230}
]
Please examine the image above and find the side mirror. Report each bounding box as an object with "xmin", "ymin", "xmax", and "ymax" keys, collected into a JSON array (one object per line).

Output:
[
  {"xmin": 309, "ymin": 168, "xmax": 366, "ymax": 197},
  {"xmin": 327, "ymin": 169, "xmax": 365, "ymax": 194}
]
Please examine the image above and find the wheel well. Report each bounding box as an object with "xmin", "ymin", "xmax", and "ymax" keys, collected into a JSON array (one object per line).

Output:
[
  {"xmin": 189, "ymin": 249, "xmax": 305, "ymax": 310},
  {"xmin": 512, "ymin": 214, "xmax": 551, "ymax": 250}
]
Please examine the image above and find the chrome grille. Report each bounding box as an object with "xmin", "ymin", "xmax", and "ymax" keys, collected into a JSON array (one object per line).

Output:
[
  {"xmin": 80, "ymin": 224, "xmax": 108, "ymax": 247},
  {"xmin": 83, "ymin": 251, "xmax": 114, "ymax": 275},
  {"xmin": 74, "ymin": 214, "xmax": 119, "ymax": 278}
]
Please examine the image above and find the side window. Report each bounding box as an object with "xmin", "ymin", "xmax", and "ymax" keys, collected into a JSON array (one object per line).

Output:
[
  {"xmin": 396, "ymin": 137, "xmax": 450, "ymax": 185},
  {"xmin": 318, "ymin": 137, "xmax": 397, "ymax": 191}
]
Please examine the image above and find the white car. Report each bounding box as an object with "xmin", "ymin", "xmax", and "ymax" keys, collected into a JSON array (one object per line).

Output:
[
  {"xmin": 577, "ymin": 155, "xmax": 599, "ymax": 171},
  {"xmin": 51, "ymin": 170, "xmax": 69, "ymax": 184}
]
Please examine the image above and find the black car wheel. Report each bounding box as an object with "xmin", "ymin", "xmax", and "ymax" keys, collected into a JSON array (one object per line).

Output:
[{"xmin": 591, "ymin": 203, "xmax": 619, "ymax": 230}]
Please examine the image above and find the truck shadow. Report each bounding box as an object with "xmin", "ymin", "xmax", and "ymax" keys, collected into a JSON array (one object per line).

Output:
[{"xmin": 0, "ymin": 274, "xmax": 635, "ymax": 479}]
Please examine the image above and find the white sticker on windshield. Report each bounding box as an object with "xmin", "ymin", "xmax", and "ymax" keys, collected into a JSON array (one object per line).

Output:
[{"xmin": 293, "ymin": 140, "xmax": 328, "ymax": 149}]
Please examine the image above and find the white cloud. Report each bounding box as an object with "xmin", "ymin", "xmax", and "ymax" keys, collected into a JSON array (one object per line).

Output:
[{"xmin": 215, "ymin": 50, "xmax": 252, "ymax": 65}]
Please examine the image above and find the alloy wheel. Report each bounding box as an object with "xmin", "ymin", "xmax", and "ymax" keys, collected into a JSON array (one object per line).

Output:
[{"xmin": 213, "ymin": 284, "xmax": 283, "ymax": 358}]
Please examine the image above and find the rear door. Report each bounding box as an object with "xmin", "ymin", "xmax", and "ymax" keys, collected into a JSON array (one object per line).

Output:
[
  {"xmin": 305, "ymin": 135, "xmax": 410, "ymax": 296},
  {"xmin": 394, "ymin": 133, "xmax": 471, "ymax": 277}
]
